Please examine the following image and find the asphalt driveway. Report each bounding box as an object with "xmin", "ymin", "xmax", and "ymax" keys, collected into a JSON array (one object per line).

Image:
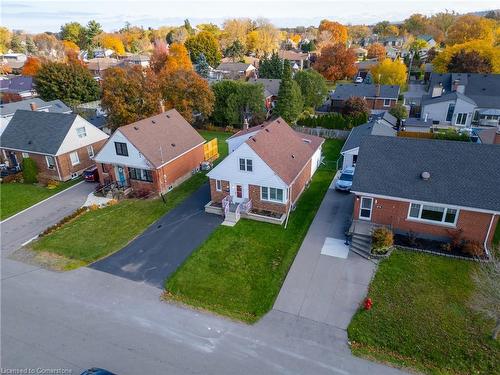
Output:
[{"xmin": 90, "ymin": 183, "xmax": 222, "ymax": 288}]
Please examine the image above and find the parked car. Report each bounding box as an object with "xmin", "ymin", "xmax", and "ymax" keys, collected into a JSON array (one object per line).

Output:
[
  {"xmin": 335, "ymin": 167, "xmax": 355, "ymax": 191},
  {"xmin": 354, "ymin": 76, "xmax": 363, "ymax": 83},
  {"xmin": 80, "ymin": 369, "xmax": 116, "ymax": 375},
  {"xmin": 83, "ymin": 165, "xmax": 99, "ymax": 182}
]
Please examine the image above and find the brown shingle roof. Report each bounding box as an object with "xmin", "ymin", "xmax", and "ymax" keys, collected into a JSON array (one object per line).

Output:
[
  {"xmin": 119, "ymin": 109, "xmax": 205, "ymax": 168},
  {"xmin": 245, "ymin": 118, "xmax": 324, "ymax": 185},
  {"xmin": 278, "ymin": 50, "xmax": 309, "ymax": 61}
]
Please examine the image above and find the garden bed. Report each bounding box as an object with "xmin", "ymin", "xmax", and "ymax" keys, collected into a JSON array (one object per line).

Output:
[{"xmin": 250, "ymin": 208, "xmax": 283, "ymax": 219}]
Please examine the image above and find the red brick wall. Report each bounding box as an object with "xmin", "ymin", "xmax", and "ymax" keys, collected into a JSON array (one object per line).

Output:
[
  {"xmin": 249, "ymin": 184, "xmax": 288, "ymax": 214},
  {"xmin": 56, "ymin": 139, "xmax": 107, "ymax": 181},
  {"xmin": 291, "ymin": 160, "xmax": 312, "ymax": 204},
  {"xmin": 209, "ymin": 178, "xmax": 230, "ymax": 202},
  {"xmin": 353, "ymin": 195, "xmax": 498, "ymax": 245},
  {"xmin": 2, "ymin": 150, "xmax": 60, "ymax": 181}
]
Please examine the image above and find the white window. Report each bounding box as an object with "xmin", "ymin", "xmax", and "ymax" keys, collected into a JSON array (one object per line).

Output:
[
  {"xmin": 383, "ymin": 99, "xmax": 391, "ymax": 107},
  {"xmin": 407, "ymin": 203, "xmax": 458, "ymax": 225},
  {"xmin": 455, "ymin": 113, "xmax": 467, "ymax": 126},
  {"xmin": 216, "ymin": 179, "xmax": 222, "ymax": 191},
  {"xmin": 239, "ymin": 158, "xmax": 253, "ymax": 172},
  {"xmin": 22, "ymin": 152, "xmax": 29, "ymax": 158},
  {"xmin": 70, "ymin": 151, "xmax": 80, "ymax": 166},
  {"xmin": 76, "ymin": 127, "xmax": 87, "ymax": 138},
  {"xmin": 87, "ymin": 145, "xmax": 94, "ymax": 158},
  {"xmin": 261, "ymin": 186, "xmax": 284, "ymax": 203},
  {"xmin": 45, "ymin": 155, "xmax": 55, "ymax": 169},
  {"xmin": 359, "ymin": 197, "xmax": 373, "ymax": 220}
]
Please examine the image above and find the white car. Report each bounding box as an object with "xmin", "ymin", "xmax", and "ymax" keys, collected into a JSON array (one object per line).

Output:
[
  {"xmin": 335, "ymin": 167, "xmax": 355, "ymax": 191},
  {"xmin": 354, "ymin": 76, "xmax": 363, "ymax": 83}
]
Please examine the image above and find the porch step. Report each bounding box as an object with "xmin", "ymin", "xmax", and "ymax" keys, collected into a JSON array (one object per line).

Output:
[
  {"xmin": 349, "ymin": 233, "xmax": 372, "ymax": 259},
  {"xmin": 222, "ymin": 210, "xmax": 240, "ymax": 226}
]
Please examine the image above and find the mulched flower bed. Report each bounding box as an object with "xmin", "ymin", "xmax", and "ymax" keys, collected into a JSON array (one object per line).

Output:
[
  {"xmin": 393, "ymin": 234, "xmax": 483, "ymax": 259},
  {"xmin": 250, "ymin": 208, "xmax": 283, "ymax": 219}
]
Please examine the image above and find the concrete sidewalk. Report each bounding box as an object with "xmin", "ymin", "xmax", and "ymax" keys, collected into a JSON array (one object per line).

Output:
[{"xmin": 274, "ymin": 181, "xmax": 377, "ymax": 330}]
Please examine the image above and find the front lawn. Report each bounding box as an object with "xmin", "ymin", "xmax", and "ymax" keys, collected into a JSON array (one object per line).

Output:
[
  {"xmin": 348, "ymin": 250, "xmax": 500, "ymax": 375},
  {"xmin": 0, "ymin": 179, "xmax": 82, "ymax": 220},
  {"xmin": 165, "ymin": 139, "xmax": 344, "ymax": 323}
]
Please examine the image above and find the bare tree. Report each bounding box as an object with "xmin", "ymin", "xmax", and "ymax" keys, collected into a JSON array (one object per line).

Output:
[{"xmin": 470, "ymin": 253, "xmax": 500, "ymax": 340}]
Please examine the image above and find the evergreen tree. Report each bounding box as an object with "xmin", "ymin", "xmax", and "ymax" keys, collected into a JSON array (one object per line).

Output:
[
  {"xmin": 25, "ymin": 37, "xmax": 37, "ymax": 54},
  {"xmin": 84, "ymin": 20, "xmax": 103, "ymax": 50},
  {"xmin": 294, "ymin": 69, "xmax": 328, "ymax": 109},
  {"xmin": 10, "ymin": 34, "xmax": 24, "ymax": 53},
  {"xmin": 258, "ymin": 52, "xmax": 283, "ymax": 79},
  {"xmin": 275, "ymin": 61, "xmax": 303, "ymax": 123},
  {"xmin": 224, "ymin": 40, "xmax": 245, "ymax": 62},
  {"xmin": 195, "ymin": 53, "xmax": 210, "ymax": 78}
]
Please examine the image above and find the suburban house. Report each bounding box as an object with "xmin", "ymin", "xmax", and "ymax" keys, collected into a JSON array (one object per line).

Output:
[
  {"xmin": 417, "ymin": 34, "xmax": 437, "ymax": 49},
  {"xmin": 421, "ymin": 73, "xmax": 500, "ymax": 128},
  {"xmin": 94, "ymin": 109, "xmax": 205, "ymax": 195},
  {"xmin": 353, "ymin": 47, "xmax": 368, "ymax": 60},
  {"xmin": 0, "ymin": 76, "xmax": 36, "ymax": 98},
  {"xmin": 248, "ymin": 78, "xmax": 281, "ymax": 112},
  {"xmin": 0, "ymin": 53, "xmax": 27, "ymax": 73},
  {"xmin": 401, "ymin": 117, "xmax": 433, "ymax": 133},
  {"xmin": 340, "ymin": 118, "xmax": 396, "ymax": 170},
  {"xmin": 206, "ymin": 117, "xmax": 324, "ymax": 225},
  {"xmin": 1, "ymin": 98, "xmax": 72, "ymax": 135},
  {"xmin": 350, "ymin": 136, "xmax": 500, "ymax": 255},
  {"xmin": 477, "ymin": 124, "xmax": 500, "ymax": 145},
  {"xmin": 331, "ymin": 83, "xmax": 400, "ymax": 114},
  {"xmin": 355, "ymin": 58, "xmax": 379, "ymax": 80},
  {"xmin": 121, "ymin": 54, "xmax": 150, "ymax": 68},
  {"xmin": 277, "ymin": 50, "xmax": 309, "ymax": 70},
  {"xmin": 0, "ymin": 110, "xmax": 108, "ymax": 181},
  {"xmin": 87, "ymin": 57, "xmax": 120, "ymax": 79},
  {"xmin": 216, "ymin": 62, "xmax": 256, "ymax": 80}
]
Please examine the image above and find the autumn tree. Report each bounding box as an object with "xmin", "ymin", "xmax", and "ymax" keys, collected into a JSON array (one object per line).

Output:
[
  {"xmin": 10, "ymin": 34, "xmax": 24, "ymax": 53},
  {"xmin": 313, "ymin": 43, "xmax": 357, "ymax": 81},
  {"xmin": 317, "ymin": 20, "xmax": 348, "ymax": 47},
  {"xmin": 158, "ymin": 69, "xmax": 214, "ymax": 123},
  {"xmin": 373, "ymin": 21, "xmax": 399, "ymax": 37},
  {"xmin": 389, "ymin": 102, "xmax": 408, "ymax": 123},
  {"xmin": 166, "ymin": 27, "xmax": 189, "ymax": 44},
  {"xmin": 447, "ymin": 50, "xmax": 493, "ymax": 74},
  {"xmin": 403, "ymin": 14, "xmax": 429, "ymax": 35},
  {"xmin": 33, "ymin": 33, "xmax": 64, "ymax": 58},
  {"xmin": 185, "ymin": 31, "xmax": 222, "ymax": 67},
  {"xmin": 343, "ymin": 96, "xmax": 369, "ymax": 117},
  {"xmin": 211, "ymin": 80, "xmax": 266, "ymax": 127},
  {"xmin": 101, "ymin": 66, "xmax": 160, "ymax": 129},
  {"xmin": 446, "ymin": 15, "xmax": 496, "ymax": 45},
  {"xmin": 367, "ymin": 43, "xmax": 386, "ymax": 60},
  {"xmin": 433, "ymin": 40, "xmax": 500, "ymax": 73},
  {"xmin": 429, "ymin": 11, "xmax": 458, "ymax": 39},
  {"xmin": 252, "ymin": 19, "xmax": 281, "ymax": 56},
  {"xmin": 275, "ymin": 61, "xmax": 303, "ymax": 123},
  {"xmin": 150, "ymin": 40, "xmax": 169, "ymax": 74},
  {"xmin": 21, "ymin": 57, "xmax": 42, "ymax": 76},
  {"xmin": 60, "ymin": 22, "xmax": 86, "ymax": 46},
  {"xmin": 25, "ymin": 37, "xmax": 37, "ymax": 54},
  {"xmin": 35, "ymin": 61, "xmax": 100, "ymax": 106},
  {"xmin": 196, "ymin": 23, "xmax": 221, "ymax": 38},
  {"xmin": 163, "ymin": 43, "xmax": 192, "ymax": 73},
  {"xmin": 294, "ymin": 69, "xmax": 328, "ymax": 109},
  {"xmin": 258, "ymin": 52, "xmax": 283, "ymax": 79},
  {"xmin": 98, "ymin": 33, "xmax": 125, "ymax": 55},
  {"xmin": 62, "ymin": 40, "xmax": 80, "ymax": 60},
  {"xmin": 370, "ymin": 58, "xmax": 407, "ymax": 88},
  {"xmin": 0, "ymin": 27, "xmax": 11, "ymax": 54},
  {"xmin": 220, "ymin": 18, "xmax": 253, "ymax": 50},
  {"xmin": 348, "ymin": 25, "xmax": 371, "ymax": 42}
]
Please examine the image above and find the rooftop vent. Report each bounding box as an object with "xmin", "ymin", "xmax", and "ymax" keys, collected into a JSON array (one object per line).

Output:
[
  {"xmin": 421, "ymin": 171, "xmax": 431, "ymax": 180},
  {"xmin": 265, "ymin": 128, "xmax": 269, "ymax": 132},
  {"xmin": 133, "ymin": 126, "xmax": 139, "ymax": 130},
  {"xmin": 152, "ymin": 120, "xmax": 156, "ymax": 124},
  {"xmin": 252, "ymin": 137, "xmax": 256, "ymax": 142},
  {"xmin": 166, "ymin": 114, "xmax": 170, "ymax": 118},
  {"xmin": 171, "ymin": 143, "xmax": 176, "ymax": 147},
  {"xmin": 291, "ymin": 154, "xmax": 295, "ymax": 159}
]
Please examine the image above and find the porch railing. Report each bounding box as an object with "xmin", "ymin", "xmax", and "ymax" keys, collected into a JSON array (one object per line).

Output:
[
  {"xmin": 235, "ymin": 203, "xmax": 241, "ymax": 221},
  {"xmin": 222, "ymin": 195, "xmax": 232, "ymax": 217},
  {"xmin": 242, "ymin": 199, "xmax": 252, "ymax": 213}
]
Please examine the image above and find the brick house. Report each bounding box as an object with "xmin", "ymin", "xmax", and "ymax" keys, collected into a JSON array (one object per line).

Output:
[
  {"xmin": 206, "ymin": 118, "xmax": 324, "ymax": 225},
  {"xmin": 331, "ymin": 83, "xmax": 400, "ymax": 114},
  {"xmin": 350, "ymin": 136, "xmax": 500, "ymax": 255},
  {"xmin": 93, "ymin": 109, "xmax": 205, "ymax": 195},
  {"xmin": 0, "ymin": 110, "xmax": 108, "ymax": 182},
  {"xmin": 248, "ymin": 78, "xmax": 281, "ymax": 113}
]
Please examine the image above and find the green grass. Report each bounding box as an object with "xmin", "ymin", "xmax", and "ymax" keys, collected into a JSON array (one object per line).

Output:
[
  {"xmin": 493, "ymin": 220, "xmax": 500, "ymax": 247},
  {"xmin": 347, "ymin": 251, "xmax": 500, "ymax": 375},
  {"xmin": 165, "ymin": 139, "xmax": 344, "ymax": 323},
  {"xmin": 0, "ymin": 179, "xmax": 82, "ymax": 220},
  {"xmin": 31, "ymin": 131, "xmax": 232, "ymax": 267}
]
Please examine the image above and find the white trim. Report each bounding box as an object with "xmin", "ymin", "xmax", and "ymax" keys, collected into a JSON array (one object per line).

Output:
[
  {"xmin": 260, "ymin": 186, "xmax": 286, "ymax": 204},
  {"xmin": 0, "ymin": 147, "xmax": 54, "ymax": 157},
  {"xmin": 238, "ymin": 157, "xmax": 253, "ymax": 172},
  {"xmin": 0, "ymin": 181, "xmax": 85, "ymax": 224},
  {"xmin": 215, "ymin": 179, "xmax": 222, "ymax": 192},
  {"xmin": 69, "ymin": 151, "xmax": 80, "ymax": 166},
  {"xmin": 45, "ymin": 155, "xmax": 56, "ymax": 169},
  {"xmin": 351, "ymin": 191, "xmax": 500, "ymax": 215},
  {"xmin": 87, "ymin": 145, "xmax": 94, "ymax": 158},
  {"xmin": 155, "ymin": 141, "xmax": 205, "ymax": 169},
  {"xmin": 359, "ymin": 196, "xmax": 373, "ymax": 220},
  {"xmin": 406, "ymin": 202, "xmax": 459, "ymax": 227},
  {"xmin": 484, "ymin": 214, "xmax": 496, "ymax": 258}
]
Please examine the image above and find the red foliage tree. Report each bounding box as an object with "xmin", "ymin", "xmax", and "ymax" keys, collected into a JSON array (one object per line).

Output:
[{"xmin": 313, "ymin": 43, "xmax": 357, "ymax": 81}]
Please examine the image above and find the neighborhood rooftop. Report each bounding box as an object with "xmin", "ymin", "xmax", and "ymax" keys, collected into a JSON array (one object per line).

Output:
[
  {"xmin": 341, "ymin": 120, "xmax": 396, "ymax": 153},
  {"xmin": 248, "ymin": 78, "xmax": 281, "ymax": 97},
  {"xmin": 351, "ymin": 136, "xmax": 500, "ymax": 212},
  {"xmin": 116, "ymin": 109, "xmax": 205, "ymax": 168},
  {"xmin": 0, "ymin": 98, "xmax": 71, "ymax": 117},
  {"xmin": 332, "ymin": 83, "xmax": 400, "ymax": 100},
  {"xmin": 0, "ymin": 110, "xmax": 78, "ymax": 155}
]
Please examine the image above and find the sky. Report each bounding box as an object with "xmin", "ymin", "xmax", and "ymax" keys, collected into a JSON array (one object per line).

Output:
[{"xmin": 1, "ymin": 0, "xmax": 499, "ymax": 33}]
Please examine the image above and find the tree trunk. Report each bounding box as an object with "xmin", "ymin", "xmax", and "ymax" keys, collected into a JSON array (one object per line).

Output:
[{"xmin": 493, "ymin": 319, "xmax": 500, "ymax": 340}]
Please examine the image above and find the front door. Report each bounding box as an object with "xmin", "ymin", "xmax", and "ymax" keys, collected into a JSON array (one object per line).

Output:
[
  {"xmin": 116, "ymin": 166, "xmax": 127, "ymax": 187},
  {"xmin": 359, "ymin": 197, "xmax": 373, "ymax": 220},
  {"xmin": 231, "ymin": 183, "xmax": 246, "ymax": 203}
]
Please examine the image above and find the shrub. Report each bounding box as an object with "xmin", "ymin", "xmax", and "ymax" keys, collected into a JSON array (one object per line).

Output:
[
  {"xmin": 372, "ymin": 227, "xmax": 394, "ymax": 252},
  {"xmin": 2, "ymin": 172, "xmax": 23, "ymax": 183},
  {"xmin": 448, "ymin": 229, "xmax": 465, "ymax": 251},
  {"xmin": 463, "ymin": 241, "xmax": 484, "ymax": 257},
  {"xmin": 296, "ymin": 112, "xmax": 367, "ymax": 130},
  {"xmin": 22, "ymin": 157, "xmax": 38, "ymax": 183}
]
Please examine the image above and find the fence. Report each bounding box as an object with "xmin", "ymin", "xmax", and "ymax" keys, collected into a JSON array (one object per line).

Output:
[
  {"xmin": 293, "ymin": 126, "xmax": 350, "ymax": 140},
  {"xmin": 203, "ymin": 138, "xmax": 219, "ymax": 162}
]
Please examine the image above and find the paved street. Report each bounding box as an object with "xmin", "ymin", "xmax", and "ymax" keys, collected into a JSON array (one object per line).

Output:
[
  {"xmin": 1, "ymin": 181, "xmax": 96, "ymax": 257},
  {"xmin": 274, "ymin": 179, "xmax": 377, "ymax": 329},
  {"xmin": 90, "ymin": 183, "xmax": 222, "ymax": 287}
]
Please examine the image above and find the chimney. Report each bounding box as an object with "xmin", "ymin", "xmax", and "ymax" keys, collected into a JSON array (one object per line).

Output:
[
  {"xmin": 243, "ymin": 117, "xmax": 249, "ymax": 130},
  {"xmin": 375, "ymin": 83, "xmax": 381, "ymax": 97},
  {"xmin": 431, "ymin": 83, "xmax": 443, "ymax": 98},
  {"xmin": 158, "ymin": 100, "xmax": 165, "ymax": 113},
  {"xmin": 30, "ymin": 102, "xmax": 37, "ymax": 111}
]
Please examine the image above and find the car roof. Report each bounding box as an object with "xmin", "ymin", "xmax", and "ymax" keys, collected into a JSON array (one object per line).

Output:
[{"xmin": 342, "ymin": 167, "xmax": 355, "ymax": 174}]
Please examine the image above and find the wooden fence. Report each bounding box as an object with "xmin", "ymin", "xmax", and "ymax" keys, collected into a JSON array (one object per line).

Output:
[
  {"xmin": 203, "ymin": 138, "xmax": 219, "ymax": 162},
  {"xmin": 293, "ymin": 126, "xmax": 350, "ymax": 140}
]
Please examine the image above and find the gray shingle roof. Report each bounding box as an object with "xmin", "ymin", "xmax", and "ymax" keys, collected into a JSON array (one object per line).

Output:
[
  {"xmin": 248, "ymin": 78, "xmax": 281, "ymax": 97},
  {"xmin": 0, "ymin": 110, "xmax": 77, "ymax": 155},
  {"xmin": 341, "ymin": 120, "xmax": 396, "ymax": 153},
  {"xmin": 0, "ymin": 98, "xmax": 71, "ymax": 117},
  {"xmin": 332, "ymin": 83, "xmax": 400, "ymax": 100},
  {"xmin": 421, "ymin": 91, "xmax": 476, "ymax": 106},
  {"xmin": 351, "ymin": 136, "xmax": 500, "ymax": 212}
]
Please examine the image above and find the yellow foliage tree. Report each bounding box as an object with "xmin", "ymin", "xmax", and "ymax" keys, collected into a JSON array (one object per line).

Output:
[
  {"xmin": 290, "ymin": 34, "xmax": 301, "ymax": 45},
  {"xmin": 62, "ymin": 40, "xmax": 80, "ymax": 53},
  {"xmin": 99, "ymin": 34, "xmax": 125, "ymax": 55},
  {"xmin": 163, "ymin": 43, "xmax": 192, "ymax": 73},
  {"xmin": 318, "ymin": 20, "xmax": 348, "ymax": 47},
  {"xmin": 0, "ymin": 27, "xmax": 12, "ymax": 54},
  {"xmin": 446, "ymin": 15, "xmax": 496, "ymax": 45},
  {"xmin": 370, "ymin": 58, "xmax": 407, "ymax": 88},
  {"xmin": 433, "ymin": 40, "xmax": 500, "ymax": 73}
]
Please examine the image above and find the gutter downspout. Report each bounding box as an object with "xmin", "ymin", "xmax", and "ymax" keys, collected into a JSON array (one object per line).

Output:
[
  {"xmin": 484, "ymin": 214, "xmax": 496, "ymax": 259},
  {"xmin": 54, "ymin": 155, "xmax": 63, "ymax": 181},
  {"xmin": 284, "ymin": 184, "xmax": 292, "ymax": 229}
]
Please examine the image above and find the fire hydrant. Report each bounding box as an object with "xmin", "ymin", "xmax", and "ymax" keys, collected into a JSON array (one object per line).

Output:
[{"xmin": 364, "ymin": 298, "xmax": 373, "ymax": 310}]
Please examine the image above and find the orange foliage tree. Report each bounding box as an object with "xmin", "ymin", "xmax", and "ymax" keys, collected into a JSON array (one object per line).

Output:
[
  {"xmin": 150, "ymin": 40, "xmax": 169, "ymax": 74},
  {"xmin": 318, "ymin": 20, "xmax": 348, "ymax": 46},
  {"xmin": 367, "ymin": 43, "xmax": 386, "ymax": 60},
  {"xmin": 21, "ymin": 56, "xmax": 42, "ymax": 76},
  {"xmin": 163, "ymin": 43, "xmax": 192, "ymax": 73},
  {"xmin": 99, "ymin": 33, "xmax": 126, "ymax": 55},
  {"xmin": 313, "ymin": 43, "xmax": 357, "ymax": 81}
]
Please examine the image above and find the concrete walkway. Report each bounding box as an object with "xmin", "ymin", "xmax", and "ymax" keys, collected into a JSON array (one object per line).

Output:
[
  {"xmin": 1, "ymin": 181, "xmax": 97, "ymax": 257},
  {"xmin": 274, "ymin": 179, "xmax": 377, "ymax": 330}
]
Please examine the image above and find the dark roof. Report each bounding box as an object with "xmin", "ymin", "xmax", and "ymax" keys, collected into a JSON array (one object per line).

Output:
[
  {"xmin": 0, "ymin": 76, "xmax": 34, "ymax": 93},
  {"xmin": 216, "ymin": 62, "xmax": 254, "ymax": 72},
  {"xmin": 351, "ymin": 136, "xmax": 500, "ymax": 212},
  {"xmin": 404, "ymin": 117, "xmax": 433, "ymax": 128},
  {"xmin": 248, "ymin": 78, "xmax": 281, "ymax": 97},
  {"xmin": 332, "ymin": 83, "xmax": 400, "ymax": 100},
  {"xmin": 341, "ymin": 120, "xmax": 396, "ymax": 153},
  {"xmin": 0, "ymin": 110, "xmax": 78, "ymax": 155},
  {"xmin": 421, "ymin": 91, "xmax": 476, "ymax": 106},
  {"xmin": 0, "ymin": 98, "xmax": 71, "ymax": 117},
  {"xmin": 372, "ymin": 111, "xmax": 397, "ymax": 127}
]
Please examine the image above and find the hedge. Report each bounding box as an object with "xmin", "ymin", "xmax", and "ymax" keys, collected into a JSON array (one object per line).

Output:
[
  {"xmin": 22, "ymin": 157, "xmax": 38, "ymax": 183},
  {"xmin": 297, "ymin": 112, "xmax": 368, "ymax": 130}
]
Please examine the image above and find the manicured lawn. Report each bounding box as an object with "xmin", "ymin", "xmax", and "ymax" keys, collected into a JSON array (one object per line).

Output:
[
  {"xmin": 348, "ymin": 250, "xmax": 500, "ymax": 375},
  {"xmin": 0, "ymin": 179, "xmax": 82, "ymax": 220},
  {"xmin": 493, "ymin": 220, "xmax": 500, "ymax": 247},
  {"xmin": 165, "ymin": 139, "xmax": 344, "ymax": 323}
]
